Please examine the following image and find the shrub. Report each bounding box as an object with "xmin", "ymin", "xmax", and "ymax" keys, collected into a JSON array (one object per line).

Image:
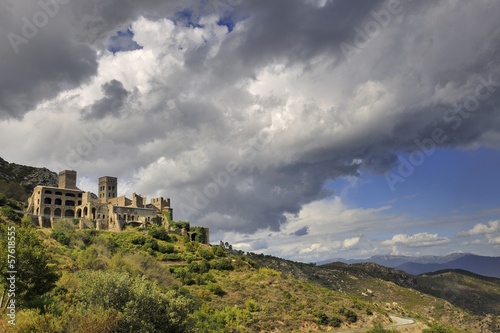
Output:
[
  {"xmin": 207, "ymin": 283, "xmax": 226, "ymax": 297},
  {"xmin": 1, "ymin": 205, "xmax": 21, "ymax": 222},
  {"xmin": 314, "ymin": 311, "xmax": 329, "ymax": 325},
  {"xmin": 76, "ymin": 247, "xmax": 105, "ymax": 270},
  {"xmin": 158, "ymin": 242, "xmax": 175, "ymax": 254},
  {"xmin": 75, "ymin": 271, "xmax": 194, "ymax": 333},
  {"xmin": 339, "ymin": 307, "xmax": 358, "ymax": 323},
  {"xmin": 368, "ymin": 323, "xmax": 398, "ymax": 333},
  {"xmin": 0, "ymin": 222, "xmax": 60, "ymax": 307},
  {"xmin": 198, "ymin": 247, "xmax": 214, "ymax": 260},
  {"xmin": 329, "ymin": 316, "xmax": 342, "ymax": 327},
  {"xmin": 131, "ymin": 235, "xmax": 146, "ymax": 245},
  {"xmin": 211, "ymin": 258, "xmax": 233, "ymax": 271},
  {"xmin": 423, "ymin": 323, "xmax": 454, "ymax": 333},
  {"xmin": 142, "ymin": 239, "xmax": 159, "ymax": 252},
  {"xmin": 212, "ymin": 245, "xmax": 226, "ymax": 257},
  {"xmin": 0, "ymin": 193, "xmax": 7, "ymax": 206},
  {"xmin": 245, "ymin": 299, "xmax": 259, "ymax": 312},
  {"xmin": 148, "ymin": 226, "xmax": 170, "ymax": 242}
]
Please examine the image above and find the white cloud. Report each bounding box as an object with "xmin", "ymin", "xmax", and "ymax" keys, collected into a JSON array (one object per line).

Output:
[
  {"xmin": 486, "ymin": 235, "xmax": 500, "ymax": 245},
  {"xmin": 381, "ymin": 232, "xmax": 450, "ymax": 248},
  {"xmin": 342, "ymin": 236, "xmax": 361, "ymax": 249},
  {"xmin": 459, "ymin": 220, "xmax": 500, "ymax": 236}
]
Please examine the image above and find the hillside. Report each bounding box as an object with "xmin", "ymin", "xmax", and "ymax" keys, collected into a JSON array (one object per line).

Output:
[
  {"xmin": 250, "ymin": 255, "xmax": 499, "ymax": 332},
  {"xmin": 0, "ymin": 157, "xmax": 57, "ymax": 201},
  {"xmin": 416, "ymin": 269, "xmax": 500, "ymax": 316},
  {"xmin": 1, "ymin": 217, "xmax": 498, "ymax": 332},
  {"xmin": 395, "ymin": 255, "xmax": 500, "ymax": 278}
]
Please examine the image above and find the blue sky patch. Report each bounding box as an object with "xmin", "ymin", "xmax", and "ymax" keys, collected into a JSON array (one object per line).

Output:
[{"xmin": 107, "ymin": 28, "xmax": 143, "ymax": 54}]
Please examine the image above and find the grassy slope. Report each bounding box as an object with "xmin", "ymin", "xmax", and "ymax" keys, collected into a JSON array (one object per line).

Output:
[
  {"xmin": 0, "ymin": 219, "xmax": 497, "ymax": 332},
  {"xmin": 417, "ymin": 269, "xmax": 500, "ymax": 316}
]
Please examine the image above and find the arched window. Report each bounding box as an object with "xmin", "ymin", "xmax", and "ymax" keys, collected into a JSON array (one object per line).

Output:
[
  {"xmin": 55, "ymin": 198, "xmax": 62, "ymax": 205},
  {"xmin": 44, "ymin": 198, "xmax": 52, "ymax": 204},
  {"xmin": 65, "ymin": 200, "xmax": 75, "ymax": 207},
  {"xmin": 43, "ymin": 207, "xmax": 51, "ymax": 217},
  {"xmin": 77, "ymin": 209, "xmax": 82, "ymax": 218},
  {"xmin": 65, "ymin": 210, "xmax": 74, "ymax": 218},
  {"xmin": 44, "ymin": 190, "xmax": 52, "ymax": 194},
  {"xmin": 66, "ymin": 193, "xmax": 75, "ymax": 197},
  {"xmin": 54, "ymin": 208, "xmax": 62, "ymax": 218},
  {"xmin": 55, "ymin": 191, "xmax": 62, "ymax": 196}
]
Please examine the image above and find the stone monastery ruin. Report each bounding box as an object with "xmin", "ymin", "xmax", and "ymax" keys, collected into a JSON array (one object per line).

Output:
[{"xmin": 27, "ymin": 170, "xmax": 208, "ymax": 243}]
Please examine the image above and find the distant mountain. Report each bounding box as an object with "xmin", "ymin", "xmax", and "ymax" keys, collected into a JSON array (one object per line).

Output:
[
  {"xmin": 317, "ymin": 253, "xmax": 471, "ymax": 268},
  {"xmin": 0, "ymin": 157, "xmax": 57, "ymax": 201},
  {"xmin": 396, "ymin": 254, "xmax": 500, "ymax": 278}
]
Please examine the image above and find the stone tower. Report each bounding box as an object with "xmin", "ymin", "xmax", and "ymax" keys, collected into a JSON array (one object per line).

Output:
[
  {"xmin": 98, "ymin": 176, "xmax": 117, "ymax": 203},
  {"xmin": 58, "ymin": 170, "xmax": 77, "ymax": 189}
]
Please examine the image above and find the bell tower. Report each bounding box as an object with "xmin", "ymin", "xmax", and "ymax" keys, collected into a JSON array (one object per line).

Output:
[{"xmin": 98, "ymin": 176, "xmax": 117, "ymax": 203}]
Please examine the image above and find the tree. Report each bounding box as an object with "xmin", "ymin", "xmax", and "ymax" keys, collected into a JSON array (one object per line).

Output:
[{"xmin": 0, "ymin": 217, "xmax": 60, "ymax": 308}]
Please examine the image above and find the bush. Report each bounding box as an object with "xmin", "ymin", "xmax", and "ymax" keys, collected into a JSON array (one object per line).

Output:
[
  {"xmin": 329, "ymin": 316, "xmax": 342, "ymax": 327},
  {"xmin": 131, "ymin": 235, "xmax": 146, "ymax": 245},
  {"xmin": 339, "ymin": 307, "xmax": 357, "ymax": 323},
  {"xmin": 207, "ymin": 283, "xmax": 226, "ymax": 297},
  {"xmin": 0, "ymin": 193, "xmax": 7, "ymax": 206},
  {"xmin": 148, "ymin": 226, "xmax": 170, "ymax": 242},
  {"xmin": 75, "ymin": 271, "xmax": 194, "ymax": 333},
  {"xmin": 142, "ymin": 239, "xmax": 159, "ymax": 252},
  {"xmin": 0, "ymin": 222, "xmax": 60, "ymax": 307},
  {"xmin": 158, "ymin": 242, "xmax": 175, "ymax": 254},
  {"xmin": 212, "ymin": 245, "xmax": 226, "ymax": 257},
  {"xmin": 51, "ymin": 220, "xmax": 75, "ymax": 246},
  {"xmin": 245, "ymin": 299, "xmax": 259, "ymax": 312},
  {"xmin": 314, "ymin": 311, "xmax": 329, "ymax": 325},
  {"xmin": 368, "ymin": 323, "xmax": 398, "ymax": 333},
  {"xmin": 423, "ymin": 323, "xmax": 454, "ymax": 333},
  {"xmin": 211, "ymin": 258, "xmax": 233, "ymax": 271},
  {"xmin": 198, "ymin": 247, "xmax": 214, "ymax": 260},
  {"xmin": 76, "ymin": 247, "xmax": 105, "ymax": 270},
  {"xmin": 1, "ymin": 205, "xmax": 21, "ymax": 222}
]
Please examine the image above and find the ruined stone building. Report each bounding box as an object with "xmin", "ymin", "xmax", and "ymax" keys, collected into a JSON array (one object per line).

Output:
[{"xmin": 27, "ymin": 170, "xmax": 174, "ymax": 232}]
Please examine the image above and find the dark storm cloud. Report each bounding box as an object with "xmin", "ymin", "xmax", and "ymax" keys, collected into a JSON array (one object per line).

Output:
[
  {"xmin": 291, "ymin": 226, "xmax": 309, "ymax": 237},
  {"xmin": 0, "ymin": 0, "xmax": 216, "ymax": 119},
  {"xmin": 2, "ymin": 0, "xmax": 500, "ymax": 238},
  {"xmin": 83, "ymin": 80, "xmax": 130, "ymax": 120}
]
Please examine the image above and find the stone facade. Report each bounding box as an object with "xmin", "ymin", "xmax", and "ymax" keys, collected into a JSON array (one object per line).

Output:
[{"xmin": 27, "ymin": 170, "xmax": 176, "ymax": 233}]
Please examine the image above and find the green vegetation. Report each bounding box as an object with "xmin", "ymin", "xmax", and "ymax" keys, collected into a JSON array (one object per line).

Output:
[
  {"xmin": 0, "ymin": 196, "xmax": 494, "ymax": 332},
  {"xmin": 367, "ymin": 323, "xmax": 398, "ymax": 333},
  {"xmin": 0, "ymin": 216, "xmax": 60, "ymax": 307}
]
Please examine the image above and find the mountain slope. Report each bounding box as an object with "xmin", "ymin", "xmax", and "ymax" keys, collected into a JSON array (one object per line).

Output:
[
  {"xmin": 417, "ymin": 269, "xmax": 500, "ymax": 316},
  {"xmin": 0, "ymin": 157, "xmax": 57, "ymax": 201},
  {"xmin": 396, "ymin": 255, "xmax": 500, "ymax": 278}
]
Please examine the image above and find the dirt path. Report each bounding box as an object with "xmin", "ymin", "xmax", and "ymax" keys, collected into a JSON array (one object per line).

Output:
[
  {"xmin": 328, "ymin": 315, "xmax": 416, "ymax": 332},
  {"xmin": 388, "ymin": 315, "xmax": 415, "ymax": 327}
]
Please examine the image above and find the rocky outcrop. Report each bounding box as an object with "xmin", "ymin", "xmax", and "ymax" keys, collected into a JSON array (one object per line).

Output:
[{"xmin": 0, "ymin": 157, "xmax": 57, "ymax": 191}]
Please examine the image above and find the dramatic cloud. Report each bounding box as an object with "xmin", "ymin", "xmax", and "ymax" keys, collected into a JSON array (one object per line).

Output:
[
  {"xmin": 83, "ymin": 79, "xmax": 130, "ymax": 120},
  {"xmin": 382, "ymin": 233, "xmax": 451, "ymax": 248},
  {"xmin": 1, "ymin": 0, "xmax": 500, "ymax": 260}
]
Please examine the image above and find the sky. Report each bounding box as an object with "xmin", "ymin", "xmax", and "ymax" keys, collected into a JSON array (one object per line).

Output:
[{"xmin": 0, "ymin": 0, "xmax": 499, "ymax": 262}]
